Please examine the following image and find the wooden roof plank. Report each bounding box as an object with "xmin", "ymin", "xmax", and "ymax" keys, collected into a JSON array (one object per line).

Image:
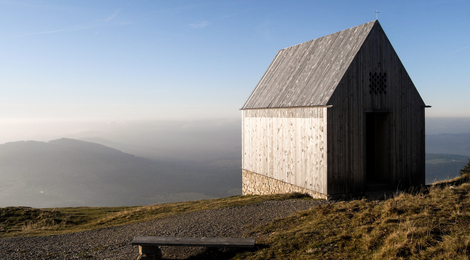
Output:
[
  {"xmin": 279, "ymin": 37, "xmax": 330, "ymax": 107},
  {"xmin": 306, "ymin": 21, "xmax": 374, "ymax": 106},
  {"xmin": 241, "ymin": 20, "xmax": 377, "ymax": 110},
  {"xmin": 264, "ymin": 45, "xmax": 302, "ymax": 107},
  {"xmin": 287, "ymin": 36, "xmax": 333, "ymax": 107},
  {"xmin": 290, "ymin": 35, "xmax": 336, "ymax": 107},
  {"xmin": 243, "ymin": 50, "xmax": 287, "ymax": 108}
]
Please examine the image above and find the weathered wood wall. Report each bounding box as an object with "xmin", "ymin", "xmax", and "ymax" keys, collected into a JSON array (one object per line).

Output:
[
  {"xmin": 242, "ymin": 107, "xmax": 328, "ymax": 195},
  {"xmin": 325, "ymin": 22, "xmax": 426, "ymax": 195},
  {"xmin": 241, "ymin": 21, "xmax": 425, "ymax": 197}
]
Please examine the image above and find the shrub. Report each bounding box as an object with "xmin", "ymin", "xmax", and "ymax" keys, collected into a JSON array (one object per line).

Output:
[{"xmin": 460, "ymin": 159, "xmax": 470, "ymax": 176}]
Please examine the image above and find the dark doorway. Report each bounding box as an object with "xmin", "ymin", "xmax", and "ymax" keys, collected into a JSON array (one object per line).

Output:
[{"xmin": 365, "ymin": 112, "xmax": 391, "ymax": 189}]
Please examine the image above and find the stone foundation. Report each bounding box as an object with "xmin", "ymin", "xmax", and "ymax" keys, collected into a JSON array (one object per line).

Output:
[{"xmin": 242, "ymin": 170, "xmax": 327, "ymax": 199}]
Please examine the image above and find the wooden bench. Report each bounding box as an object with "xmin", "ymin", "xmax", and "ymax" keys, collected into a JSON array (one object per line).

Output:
[{"xmin": 131, "ymin": 236, "xmax": 256, "ymax": 260}]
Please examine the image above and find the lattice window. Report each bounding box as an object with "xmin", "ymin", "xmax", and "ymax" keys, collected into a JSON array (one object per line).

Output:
[{"xmin": 369, "ymin": 72, "xmax": 387, "ymax": 94}]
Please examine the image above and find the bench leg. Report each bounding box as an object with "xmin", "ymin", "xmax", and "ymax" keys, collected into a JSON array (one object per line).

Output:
[{"xmin": 137, "ymin": 245, "xmax": 162, "ymax": 260}]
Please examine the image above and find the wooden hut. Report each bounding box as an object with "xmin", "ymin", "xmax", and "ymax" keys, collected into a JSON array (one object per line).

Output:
[{"xmin": 241, "ymin": 20, "xmax": 426, "ymax": 199}]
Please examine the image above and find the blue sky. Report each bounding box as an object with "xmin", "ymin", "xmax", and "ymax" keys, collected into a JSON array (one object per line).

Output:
[{"xmin": 1, "ymin": 0, "xmax": 470, "ymax": 142}]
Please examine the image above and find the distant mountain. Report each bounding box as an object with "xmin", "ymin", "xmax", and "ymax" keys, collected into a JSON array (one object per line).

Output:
[
  {"xmin": 426, "ymin": 117, "xmax": 470, "ymax": 135},
  {"xmin": 426, "ymin": 153, "xmax": 469, "ymax": 184},
  {"xmin": 0, "ymin": 138, "xmax": 241, "ymax": 208},
  {"xmin": 425, "ymin": 133, "xmax": 470, "ymax": 183},
  {"xmin": 427, "ymin": 133, "xmax": 470, "ymax": 156}
]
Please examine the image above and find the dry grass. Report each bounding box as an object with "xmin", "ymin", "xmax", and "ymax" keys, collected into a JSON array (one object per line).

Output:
[{"xmin": 236, "ymin": 176, "xmax": 470, "ymax": 259}]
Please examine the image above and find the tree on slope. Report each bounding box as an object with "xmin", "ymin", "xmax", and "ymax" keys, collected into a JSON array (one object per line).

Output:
[{"xmin": 460, "ymin": 159, "xmax": 470, "ymax": 176}]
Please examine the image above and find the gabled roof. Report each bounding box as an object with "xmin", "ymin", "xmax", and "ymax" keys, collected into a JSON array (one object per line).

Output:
[{"xmin": 241, "ymin": 20, "xmax": 378, "ymax": 109}]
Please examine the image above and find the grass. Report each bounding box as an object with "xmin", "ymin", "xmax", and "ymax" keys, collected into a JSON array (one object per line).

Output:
[
  {"xmin": 0, "ymin": 192, "xmax": 308, "ymax": 238},
  {"xmin": 3, "ymin": 177, "xmax": 470, "ymax": 259},
  {"xmin": 235, "ymin": 175, "xmax": 470, "ymax": 259}
]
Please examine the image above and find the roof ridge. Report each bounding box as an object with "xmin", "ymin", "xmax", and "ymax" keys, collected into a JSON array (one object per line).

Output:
[
  {"xmin": 282, "ymin": 20, "xmax": 377, "ymax": 50},
  {"xmin": 241, "ymin": 20, "xmax": 378, "ymax": 110}
]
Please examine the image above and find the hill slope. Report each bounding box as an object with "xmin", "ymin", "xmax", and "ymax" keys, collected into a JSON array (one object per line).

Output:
[
  {"xmin": 237, "ymin": 176, "xmax": 470, "ymax": 259},
  {"xmin": 0, "ymin": 138, "xmax": 240, "ymax": 208}
]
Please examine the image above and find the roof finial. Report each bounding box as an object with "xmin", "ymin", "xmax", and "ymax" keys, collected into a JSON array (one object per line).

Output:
[{"xmin": 375, "ymin": 10, "xmax": 379, "ymax": 20}]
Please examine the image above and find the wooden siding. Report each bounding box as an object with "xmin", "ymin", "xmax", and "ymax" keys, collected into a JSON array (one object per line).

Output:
[
  {"xmin": 241, "ymin": 20, "xmax": 426, "ymax": 196},
  {"xmin": 242, "ymin": 107, "xmax": 328, "ymax": 195},
  {"xmin": 325, "ymin": 21, "xmax": 426, "ymax": 195},
  {"xmin": 241, "ymin": 21, "xmax": 375, "ymax": 109}
]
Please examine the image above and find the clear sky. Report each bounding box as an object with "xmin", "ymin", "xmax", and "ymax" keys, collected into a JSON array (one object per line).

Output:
[{"xmin": 1, "ymin": 0, "xmax": 470, "ymax": 143}]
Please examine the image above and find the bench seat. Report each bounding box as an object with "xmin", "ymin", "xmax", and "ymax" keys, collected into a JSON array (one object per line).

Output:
[
  {"xmin": 131, "ymin": 236, "xmax": 255, "ymax": 260},
  {"xmin": 132, "ymin": 236, "xmax": 255, "ymax": 247}
]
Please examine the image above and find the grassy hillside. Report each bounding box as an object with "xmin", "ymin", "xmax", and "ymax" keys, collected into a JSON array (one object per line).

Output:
[
  {"xmin": 3, "ymin": 177, "xmax": 470, "ymax": 259},
  {"xmin": 236, "ymin": 176, "xmax": 470, "ymax": 259}
]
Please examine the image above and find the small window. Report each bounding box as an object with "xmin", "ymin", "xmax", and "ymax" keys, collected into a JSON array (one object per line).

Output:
[{"xmin": 369, "ymin": 72, "xmax": 387, "ymax": 95}]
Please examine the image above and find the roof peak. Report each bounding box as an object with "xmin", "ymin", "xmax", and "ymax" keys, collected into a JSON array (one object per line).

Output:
[
  {"xmin": 283, "ymin": 20, "xmax": 379, "ymax": 50},
  {"xmin": 241, "ymin": 20, "xmax": 380, "ymax": 109}
]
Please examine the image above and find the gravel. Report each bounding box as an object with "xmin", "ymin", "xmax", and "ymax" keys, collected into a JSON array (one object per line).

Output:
[{"xmin": 0, "ymin": 199, "xmax": 325, "ymax": 260}]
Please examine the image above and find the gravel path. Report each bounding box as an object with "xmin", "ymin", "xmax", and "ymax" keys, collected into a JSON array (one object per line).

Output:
[{"xmin": 0, "ymin": 199, "xmax": 325, "ymax": 260}]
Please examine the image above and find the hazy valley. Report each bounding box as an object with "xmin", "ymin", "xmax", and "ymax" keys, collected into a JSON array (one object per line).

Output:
[
  {"xmin": 0, "ymin": 118, "xmax": 469, "ymax": 208},
  {"xmin": 0, "ymin": 138, "xmax": 240, "ymax": 208}
]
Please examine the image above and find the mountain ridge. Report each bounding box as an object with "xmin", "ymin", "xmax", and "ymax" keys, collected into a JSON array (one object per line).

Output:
[
  {"xmin": 0, "ymin": 138, "xmax": 240, "ymax": 208},
  {"xmin": 426, "ymin": 133, "xmax": 470, "ymax": 156}
]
